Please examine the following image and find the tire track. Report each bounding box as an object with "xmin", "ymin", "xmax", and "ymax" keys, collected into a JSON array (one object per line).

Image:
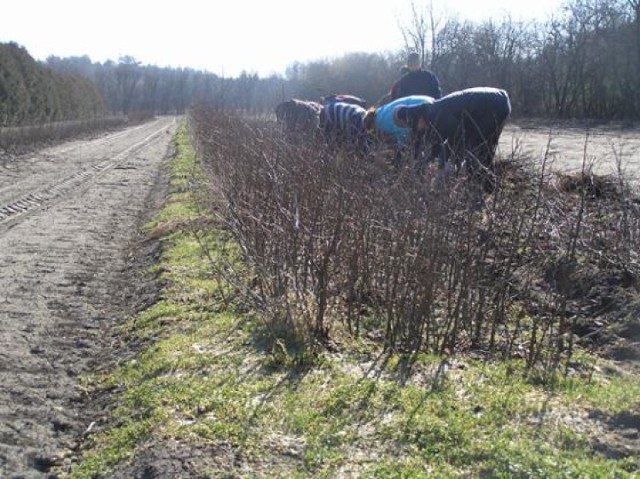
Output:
[
  {"xmin": 0, "ymin": 116, "xmax": 178, "ymax": 477},
  {"xmin": 0, "ymin": 120, "xmax": 174, "ymax": 226}
]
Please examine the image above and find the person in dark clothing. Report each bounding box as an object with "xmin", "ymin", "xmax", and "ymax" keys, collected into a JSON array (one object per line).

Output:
[
  {"xmin": 390, "ymin": 52, "xmax": 442, "ymax": 101},
  {"xmin": 275, "ymin": 98, "xmax": 323, "ymax": 133},
  {"xmin": 395, "ymin": 87, "xmax": 511, "ymax": 187}
]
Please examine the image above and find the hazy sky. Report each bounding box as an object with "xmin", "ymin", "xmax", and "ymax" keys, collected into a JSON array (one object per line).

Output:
[{"xmin": 2, "ymin": 0, "xmax": 564, "ymax": 78}]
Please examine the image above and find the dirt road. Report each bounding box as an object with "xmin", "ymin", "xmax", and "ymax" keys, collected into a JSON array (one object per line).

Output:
[{"xmin": 0, "ymin": 117, "xmax": 179, "ymax": 477}]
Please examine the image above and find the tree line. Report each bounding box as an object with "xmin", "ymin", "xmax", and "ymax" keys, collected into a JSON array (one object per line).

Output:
[
  {"xmin": 0, "ymin": 42, "xmax": 106, "ymax": 127},
  {"xmin": 2, "ymin": 0, "xmax": 639, "ymax": 126}
]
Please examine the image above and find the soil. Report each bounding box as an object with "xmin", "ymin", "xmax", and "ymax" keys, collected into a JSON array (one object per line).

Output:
[
  {"xmin": 0, "ymin": 117, "xmax": 178, "ymax": 478},
  {"xmin": 0, "ymin": 118, "xmax": 638, "ymax": 478},
  {"xmin": 501, "ymin": 120, "xmax": 640, "ymax": 187}
]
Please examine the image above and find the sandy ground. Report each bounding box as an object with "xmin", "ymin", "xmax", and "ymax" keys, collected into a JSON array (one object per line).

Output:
[
  {"xmin": 501, "ymin": 121, "xmax": 640, "ymax": 187},
  {"xmin": 0, "ymin": 117, "xmax": 637, "ymax": 477},
  {"xmin": 0, "ymin": 117, "xmax": 178, "ymax": 478}
]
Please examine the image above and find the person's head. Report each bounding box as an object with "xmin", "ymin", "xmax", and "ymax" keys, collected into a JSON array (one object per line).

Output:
[
  {"xmin": 406, "ymin": 52, "xmax": 421, "ymax": 71},
  {"xmin": 393, "ymin": 104, "xmax": 429, "ymax": 132}
]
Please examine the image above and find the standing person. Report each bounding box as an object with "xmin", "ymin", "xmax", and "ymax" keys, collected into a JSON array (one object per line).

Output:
[{"xmin": 389, "ymin": 52, "xmax": 442, "ymax": 101}]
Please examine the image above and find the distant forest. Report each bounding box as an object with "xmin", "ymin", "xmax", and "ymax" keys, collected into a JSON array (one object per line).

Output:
[{"xmin": 1, "ymin": 0, "xmax": 639, "ymax": 127}]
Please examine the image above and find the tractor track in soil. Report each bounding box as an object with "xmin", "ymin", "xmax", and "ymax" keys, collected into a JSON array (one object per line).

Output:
[{"xmin": 0, "ymin": 116, "xmax": 178, "ymax": 478}]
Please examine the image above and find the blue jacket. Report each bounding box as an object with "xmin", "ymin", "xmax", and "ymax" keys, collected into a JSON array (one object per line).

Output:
[{"xmin": 375, "ymin": 95, "xmax": 435, "ymax": 145}]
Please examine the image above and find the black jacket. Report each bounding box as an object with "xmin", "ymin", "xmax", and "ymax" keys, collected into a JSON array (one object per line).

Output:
[{"xmin": 391, "ymin": 70, "xmax": 442, "ymax": 100}]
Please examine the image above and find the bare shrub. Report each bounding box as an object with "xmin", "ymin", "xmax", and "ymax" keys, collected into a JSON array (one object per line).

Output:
[{"xmin": 191, "ymin": 105, "xmax": 640, "ymax": 372}]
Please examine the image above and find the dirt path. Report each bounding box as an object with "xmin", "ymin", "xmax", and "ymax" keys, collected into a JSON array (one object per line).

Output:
[{"xmin": 0, "ymin": 117, "xmax": 178, "ymax": 477}]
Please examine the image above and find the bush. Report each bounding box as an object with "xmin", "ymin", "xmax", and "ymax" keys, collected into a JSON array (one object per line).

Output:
[{"xmin": 190, "ymin": 105, "xmax": 640, "ymax": 372}]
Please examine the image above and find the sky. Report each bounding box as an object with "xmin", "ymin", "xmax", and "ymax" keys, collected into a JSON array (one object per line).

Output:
[{"xmin": 2, "ymin": 0, "xmax": 565, "ymax": 78}]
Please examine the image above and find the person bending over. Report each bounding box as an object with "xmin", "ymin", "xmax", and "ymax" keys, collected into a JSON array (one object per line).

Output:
[
  {"xmin": 395, "ymin": 87, "xmax": 512, "ymax": 188},
  {"xmin": 362, "ymin": 95, "xmax": 436, "ymax": 169}
]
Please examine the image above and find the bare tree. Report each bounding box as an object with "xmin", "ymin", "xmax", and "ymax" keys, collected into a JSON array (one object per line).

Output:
[{"xmin": 399, "ymin": 0, "xmax": 443, "ymax": 68}]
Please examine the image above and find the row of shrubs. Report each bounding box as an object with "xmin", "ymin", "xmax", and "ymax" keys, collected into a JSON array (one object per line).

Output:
[
  {"xmin": 190, "ymin": 104, "xmax": 639, "ymax": 372},
  {"xmin": 0, "ymin": 111, "xmax": 160, "ymax": 154}
]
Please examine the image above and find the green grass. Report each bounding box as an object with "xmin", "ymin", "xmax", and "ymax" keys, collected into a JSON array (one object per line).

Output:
[{"xmin": 65, "ymin": 120, "xmax": 640, "ymax": 478}]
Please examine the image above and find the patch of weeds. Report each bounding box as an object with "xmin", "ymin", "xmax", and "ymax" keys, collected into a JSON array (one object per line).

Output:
[
  {"xmin": 560, "ymin": 370, "xmax": 640, "ymax": 416},
  {"xmin": 70, "ymin": 418, "xmax": 155, "ymax": 478},
  {"xmin": 144, "ymin": 122, "xmax": 206, "ymax": 233},
  {"xmin": 358, "ymin": 355, "xmax": 638, "ymax": 477},
  {"xmin": 148, "ymin": 195, "xmax": 201, "ymax": 227},
  {"xmin": 166, "ymin": 123, "xmax": 202, "ymax": 188},
  {"xmin": 363, "ymin": 458, "xmax": 454, "ymax": 478}
]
